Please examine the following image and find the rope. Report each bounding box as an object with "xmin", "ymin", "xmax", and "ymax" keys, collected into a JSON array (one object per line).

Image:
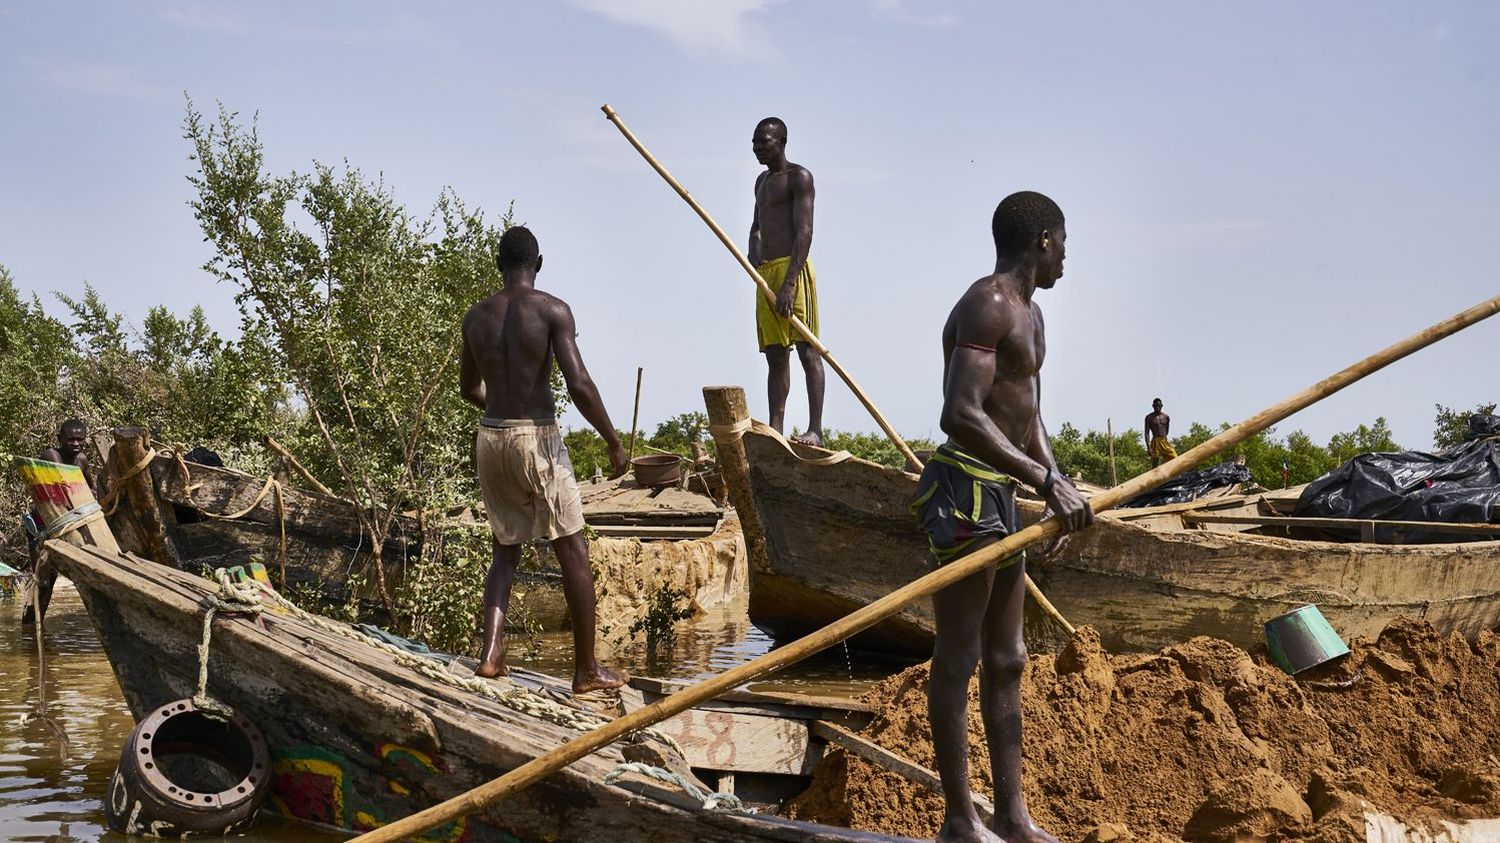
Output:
[
  {"xmin": 708, "ymin": 417, "xmax": 855, "ymax": 466},
  {"xmin": 40, "ymin": 503, "xmax": 104, "ymax": 541},
  {"xmin": 97, "ymin": 447, "xmax": 159, "ymax": 516},
  {"xmin": 604, "ymin": 762, "xmax": 744, "ymax": 811},
  {"xmin": 207, "ymin": 569, "xmax": 685, "ymax": 756},
  {"xmin": 193, "ymin": 569, "xmax": 265, "ymax": 719}
]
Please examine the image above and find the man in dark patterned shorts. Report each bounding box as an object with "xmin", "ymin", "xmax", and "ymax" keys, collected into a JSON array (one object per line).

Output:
[{"xmin": 912, "ymin": 192, "xmax": 1093, "ymax": 843}]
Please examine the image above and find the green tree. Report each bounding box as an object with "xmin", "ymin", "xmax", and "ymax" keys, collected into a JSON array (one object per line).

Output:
[
  {"xmin": 184, "ymin": 100, "xmax": 515, "ymax": 612},
  {"xmin": 1434, "ymin": 402, "xmax": 1498, "ymax": 451}
]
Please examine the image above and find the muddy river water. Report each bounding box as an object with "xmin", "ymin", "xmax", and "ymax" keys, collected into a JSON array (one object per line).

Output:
[{"xmin": 0, "ymin": 578, "xmax": 902, "ymax": 841}]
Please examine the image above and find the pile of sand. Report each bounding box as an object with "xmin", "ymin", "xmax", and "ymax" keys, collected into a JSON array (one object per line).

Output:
[{"xmin": 787, "ymin": 617, "xmax": 1500, "ymax": 841}]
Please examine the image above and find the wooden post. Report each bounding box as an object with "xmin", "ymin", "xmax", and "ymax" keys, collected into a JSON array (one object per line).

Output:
[
  {"xmin": 628, "ymin": 366, "xmax": 644, "ymax": 463},
  {"xmin": 704, "ymin": 386, "xmax": 771, "ymax": 576},
  {"xmin": 346, "ymin": 290, "xmax": 1500, "ymax": 843},
  {"xmin": 108, "ymin": 427, "xmax": 178, "ymax": 566},
  {"xmin": 1106, "ymin": 417, "xmax": 1118, "ymax": 487}
]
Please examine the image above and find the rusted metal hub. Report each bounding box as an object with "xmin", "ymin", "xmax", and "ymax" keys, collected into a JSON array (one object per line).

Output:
[{"xmin": 105, "ymin": 698, "xmax": 271, "ymax": 837}]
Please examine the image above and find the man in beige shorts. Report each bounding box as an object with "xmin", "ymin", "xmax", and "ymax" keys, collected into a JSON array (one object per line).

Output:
[{"xmin": 460, "ymin": 225, "xmax": 628, "ymax": 693}]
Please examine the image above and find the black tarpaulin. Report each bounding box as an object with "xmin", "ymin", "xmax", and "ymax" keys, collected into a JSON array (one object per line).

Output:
[{"xmin": 1122, "ymin": 462, "xmax": 1254, "ymax": 508}]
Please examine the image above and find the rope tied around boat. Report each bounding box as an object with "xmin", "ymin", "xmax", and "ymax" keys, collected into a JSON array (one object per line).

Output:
[
  {"xmin": 35, "ymin": 502, "xmax": 105, "ymax": 541},
  {"xmin": 708, "ymin": 418, "xmax": 856, "ymax": 467},
  {"xmin": 194, "ymin": 569, "xmax": 265, "ymax": 720},
  {"xmin": 202, "ymin": 568, "xmax": 685, "ymax": 757},
  {"xmin": 603, "ymin": 762, "xmax": 745, "ymax": 812}
]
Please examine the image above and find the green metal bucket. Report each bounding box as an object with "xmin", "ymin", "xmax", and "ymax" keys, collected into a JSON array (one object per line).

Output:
[{"xmin": 1265, "ymin": 604, "xmax": 1350, "ymax": 675}]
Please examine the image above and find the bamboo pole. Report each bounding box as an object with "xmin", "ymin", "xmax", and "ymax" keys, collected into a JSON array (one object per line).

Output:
[
  {"xmin": 348, "ymin": 292, "xmax": 1500, "ymax": 843},
  {"xmin": 601, "ymin": 104, "xmax": 920, "ymax": 470},
  {"xmin": 603, "ymin": 105, "xmax": 1070, "ymax": 631},
  {"xmin": 628, "ymin": 366, "xmax": 644, "ymax": 463},
  {"xmin": 264, "ymin": 435, "xmax": 334, "ymax": 497}
]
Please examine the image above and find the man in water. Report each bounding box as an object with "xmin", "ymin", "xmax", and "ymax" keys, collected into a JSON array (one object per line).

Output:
[
  {"xmin": 22, "ymin": 418, "xmax": 93, "ymax": 625},
  {"xmin": 460, "ymin": 226, "xmax": 628, "ymax": 694},
  {"xmin": 749, "ymin": 116, "xmax": 825, "ymax": 445},
  {"xmin": 1145, "ymin": 398, "xmax": 1176, "ymax": 467},
  {"xmin": 913, "ymin": 191, "xmax": 1093, "ymax": 843}
]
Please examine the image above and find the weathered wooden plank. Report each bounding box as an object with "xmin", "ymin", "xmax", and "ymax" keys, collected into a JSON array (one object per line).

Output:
[
  {"xmin": 1182, "ymin": 512, "xmax": 1500, "ymax": 537},
  {"xmin": 810, "ymin": 721, "xmax": 993, "ymax": 823},
  {"xmin": 645, "ymin": 695, "xmax": 821, "ymax": 775}
]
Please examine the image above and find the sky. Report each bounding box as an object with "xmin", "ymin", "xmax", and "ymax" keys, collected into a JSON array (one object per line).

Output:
[{"xmin": 2, "ymin": 1, "xmax": 1497, "ymax": 450}]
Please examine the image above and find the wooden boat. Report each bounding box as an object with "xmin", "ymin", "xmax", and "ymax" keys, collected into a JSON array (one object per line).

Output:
[
  {"xmin": 101, "ymin": 429, "xmax": 747, "ymax": 631},
  {"xmin": 44, "ymin": 537, "xmax": 908, "ymax": 842},
  {"xmin": 714, "ymin": 406, "xmax": 1500, "ymax": 656}
]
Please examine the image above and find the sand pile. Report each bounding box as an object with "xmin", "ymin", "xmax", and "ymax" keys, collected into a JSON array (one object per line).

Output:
[{"xmin": 787, "ymin": 617, "xmax": 1500, "ymax": 841}]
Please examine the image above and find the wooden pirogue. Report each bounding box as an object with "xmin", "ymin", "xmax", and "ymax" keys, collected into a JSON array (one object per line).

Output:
[
  {"xmin": 43, "ymin": 534, "xmax": 904, "ymax": 842},
  {"xmin": 717, "ymin": 414, "xmax": 1500, "ymax": 656}
]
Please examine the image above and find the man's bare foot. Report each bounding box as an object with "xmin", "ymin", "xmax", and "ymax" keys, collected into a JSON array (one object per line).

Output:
[
  {"xmin": 993, "ymin": 818, "xmax": 1060, "ymax": 843},
  {"xmin": 474, "ymin": 659, "xmax": 509, "ymax": 679},
  {"xmin": 936, "ymin": 814, "xmax": 1004, "ymax": 843},
  {"xmin": 791, "ymin": 430, "xmax": 824, "ymax": 447},
  {"xmin": 573, "ymin": 664, "xmax": 629, "ymax": 695}
]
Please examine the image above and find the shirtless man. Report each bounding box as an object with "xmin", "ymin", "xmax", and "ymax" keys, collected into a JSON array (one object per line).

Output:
[
  {"xmin": 749, "ymin": 116, "xmax": 825, "ymax": 445},
  {"xmin": 1145, "ymin": 399, "xmax": 1176, "ymax": 467},
  {"xmin": 913, "ymin": 192, "xmax": 1093, "ymax": 843},
  {"xmin": 460, "ymin": 226, "xmax": 628, "ymax": 694},
  {"xmin": 22, "ymin": 418, "xmax": 92, "ymax": 625}
]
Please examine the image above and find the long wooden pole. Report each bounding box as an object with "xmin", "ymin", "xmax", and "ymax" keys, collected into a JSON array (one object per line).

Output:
[
  {"xmin": 601, "ymin": 104, "xmax": 921, "ymax": 470},
  {"xmin": 605, "ymin": 105, "xmax": 1073, "ymax": 630},
  {"xmin": 628, "ymin": 366, "xmax": 644, "ymax": 463},
  {"xmin": 349, "ymin": 292, "xmax": 1500, "ymax": 843}
]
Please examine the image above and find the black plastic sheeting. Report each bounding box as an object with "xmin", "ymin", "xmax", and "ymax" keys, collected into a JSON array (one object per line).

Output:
[
  {"xmin": 1468, "ymin": 413, "xmax": 1500, "ymax": 440},
  {"xmin": 1122, "ymin": 462, "xmax": 1254, "ymax": 508},
  {"xmin": 1293, "ymin": 435, "xmax": 1500, "ymax": 543}
]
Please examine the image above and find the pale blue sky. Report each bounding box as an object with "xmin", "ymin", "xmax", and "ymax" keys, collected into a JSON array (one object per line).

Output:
[{"xmin": 2, "ymin": 1, "xmax": 1496, "ymax": 449}]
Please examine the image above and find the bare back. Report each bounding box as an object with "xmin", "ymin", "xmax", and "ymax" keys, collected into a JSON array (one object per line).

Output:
[
  {"xmin": 941, "ymin": 276, "xmax": 1046, "ymax": 449},
  {"xmin": 462, "ymin": 288, "xmax": 566, "ymax": 420}
]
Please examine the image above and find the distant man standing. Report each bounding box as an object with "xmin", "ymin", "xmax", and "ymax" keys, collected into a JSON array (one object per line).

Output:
[
  {"xmin": 1145, "ymin": 398, "xmax": 1176, "ymax": 467},
  {"xmin": 22, "ymin": 418, "xmax": 92, "ymax": 625},
  {"xmin": 460, "ymin": 226, "xmax": 628, "ymax": 694},
  {"xmin": 914, "ymin": 192, "xmax": 1092, "ymax": 843},
  {"xmin": 749, "ymin": 116, "xmax": 825, "ymax": 445}
]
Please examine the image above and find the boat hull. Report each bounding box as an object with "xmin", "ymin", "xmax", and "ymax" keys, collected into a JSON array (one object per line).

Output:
[
  {"xmin": 46, "ymin": 542, "xmax": 915, "ymax": 843},
  {"xmin": 736, "ymin": 427, "xmax": 1500, "ymax": 655}
]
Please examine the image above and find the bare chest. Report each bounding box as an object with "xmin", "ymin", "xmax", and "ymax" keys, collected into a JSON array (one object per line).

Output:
[{"xmin": 755, "ymin": 171, "xmax": 796, "ymax": 213}]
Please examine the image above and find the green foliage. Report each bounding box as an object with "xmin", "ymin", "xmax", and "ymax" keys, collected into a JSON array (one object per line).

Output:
[
  {"xmin": 1051, "ymin": 417, "xmax": 1403, "ymax": 490},
  {"xmin": 1434, "ymin": 402, "xmax": 1498, "ymax": 451},
  {"xmin": 649, "ymin": 412, "xmax": 709, "ymax": 457},
  {"xmin": 395, "ymin": 524, "xmax": 492, "ymax": 656},
  {"xmin": 627, "ymin": 584, "xmax": 694, "ymax": 662},
  {"xmin": 183, "ymin": 99, "xmax": 537, "ymax": 615},
  {"xmin": 820, "ymin": 428, "xmax": 938, "ymax": 470}
]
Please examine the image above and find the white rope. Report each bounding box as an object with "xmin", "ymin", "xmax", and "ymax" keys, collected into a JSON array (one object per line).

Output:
[
  {"xmin": 194, "ymin": 569, "xmax": 265, "ymax": 719},
  {"xmin": 604, "ymin": 762, "xmax": 745, "ymax": 811}
]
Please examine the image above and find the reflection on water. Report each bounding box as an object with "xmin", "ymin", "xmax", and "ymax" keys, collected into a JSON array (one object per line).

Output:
[
  {"xmin": 0, "ymin": 580, "xmax": 340, "ymax": 843},
  {"xmin": 1, "ymin": 579, "xmax": 905, "ymax": 841},
  {"xmin": 513, "ymin": 605, "xmax": 911, "ymax": 698}
]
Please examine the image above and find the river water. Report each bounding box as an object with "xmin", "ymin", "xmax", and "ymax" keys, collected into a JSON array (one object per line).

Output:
[{"xmin": 0, "ymin": 577, "xmax": 904, "ymax": 841}]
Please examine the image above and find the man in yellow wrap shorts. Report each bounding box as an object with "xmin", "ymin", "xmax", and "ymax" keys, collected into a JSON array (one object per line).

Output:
[
  {"xmin": 749, "ymin": 116, "xmax": 825, "ymax": 446},
  {"xmin": 1146, "ymin": 397, "xmax": 1177, "ymax": 466}
]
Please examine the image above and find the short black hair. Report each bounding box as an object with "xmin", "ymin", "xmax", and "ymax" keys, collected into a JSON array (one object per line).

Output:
[
  {"xmin": 756, "ymin": 117, "xmax": 787, "ymax": 141},
  {"xmin": 1153, "ymin": 398, "xmax": 1163, "ymax": 407},
  {"xmin": 496, "ymin": 226, "xmax": 539, "ymax": 270},
  {"xmin": 991, "ymin": 191, "xmax": 1064, "ymax": 258},
  {"xmin": 59, "ymin": 418, "xmax": 86, "ymax": 436}
]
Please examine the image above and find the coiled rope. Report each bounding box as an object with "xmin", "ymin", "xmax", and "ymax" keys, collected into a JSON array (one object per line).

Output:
[{"xmin": 603, "ymin": 762, "xmax": 744, "ymax": 811}]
